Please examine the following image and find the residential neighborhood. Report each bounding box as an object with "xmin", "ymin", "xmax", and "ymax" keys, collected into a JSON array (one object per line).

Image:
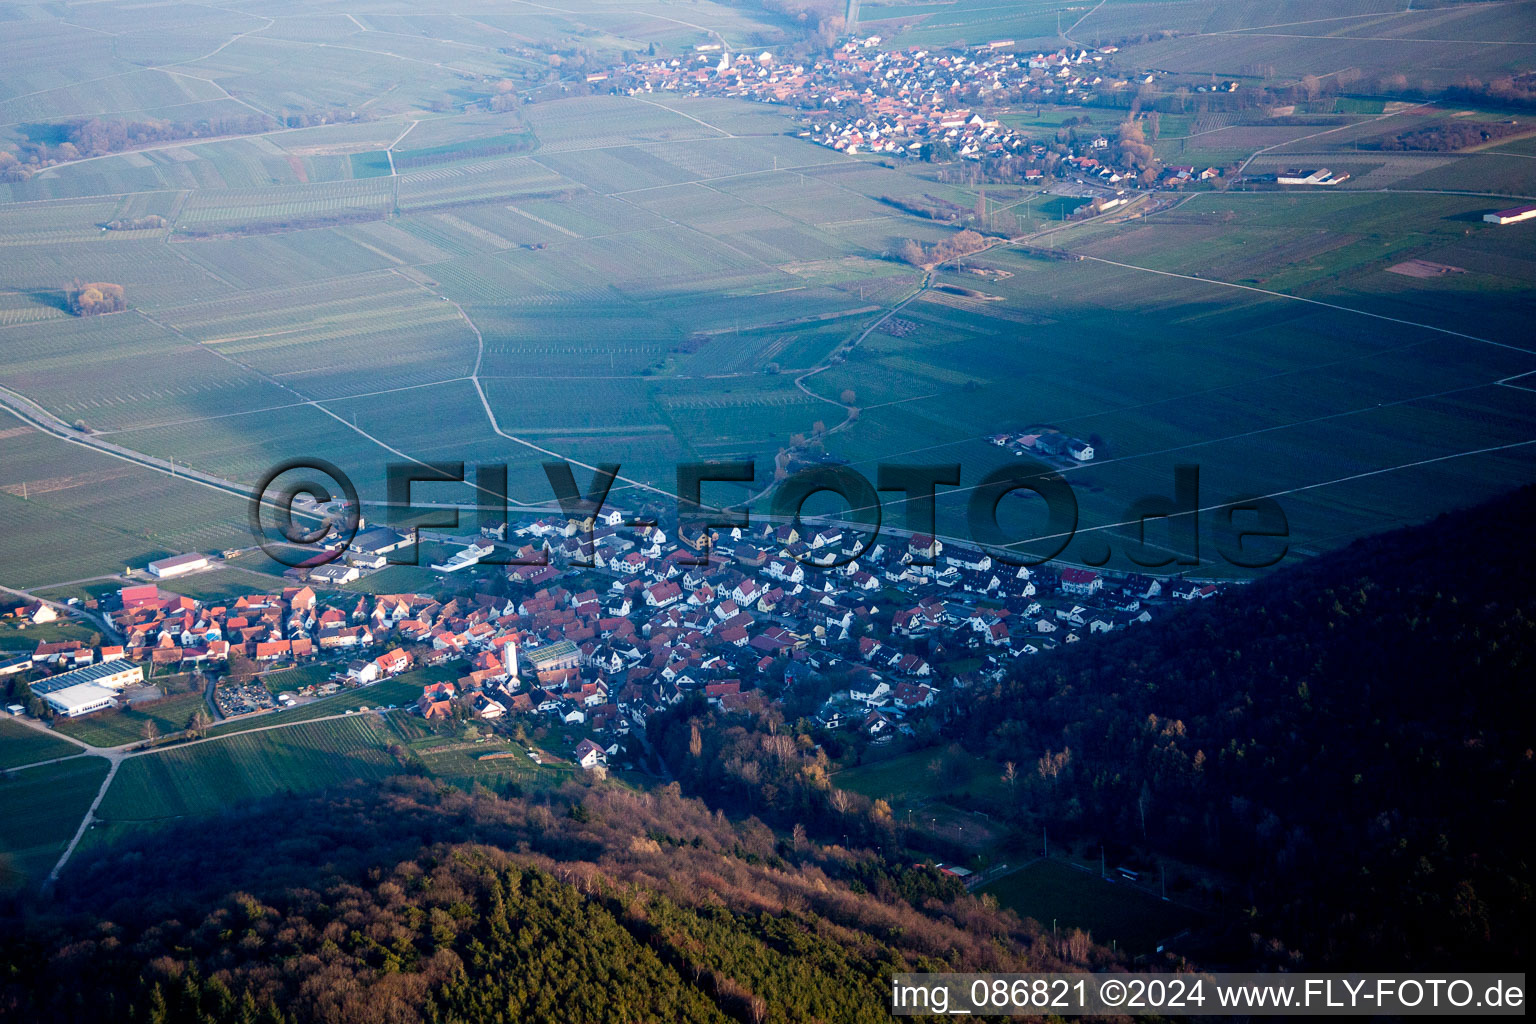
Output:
[
  {"xmin": 604, "ymin": 37, "xmax": 1234, "ymax": 190},
  {"xmin": 2, "ymin": 510, "xmax": 1219, "ymax": 769}
]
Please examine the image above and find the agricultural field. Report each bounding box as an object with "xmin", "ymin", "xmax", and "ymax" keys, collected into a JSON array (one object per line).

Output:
[
  {"xmin": 0, "ymin": 719, "xmax": 82, "ymax": 770},
  {"xmin": 0, "ymin": 411, "xmax": 250, "ymax": 589},
  {"xmin": 0, "ymin": 2, "xmax": 1530, "ymax": 588},
  {"xmin": 0, "ymin": 755, "xmax": 110, "ymax": 885},
  {"xmin": 1087, "ymin": 0, "xmax": 1536, "ymax": 83},
  {"xmin": 53, "ymin": 692, "xmax": 211, "ymax": 748},
  {"xmin": 95, "ymin": 713, "xmax": 405, "ymax": 824},
  {"xmin": 152, "ymin": 565, "xmax": 291, "ymax": 604},
  {"xmin": 981, "ymin": 858, "xmax": 1201, "ymax": 955},
  {"xmin": 0, "ymin": 617, "xmax": 100, "ymax": 652}
]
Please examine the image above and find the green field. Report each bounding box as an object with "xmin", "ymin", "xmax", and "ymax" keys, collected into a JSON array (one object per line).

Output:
[
  {"xmin": 0, "ymin": 74, "xmax": 1525, "ymax": 584},
  {"xmin": 834, "ymin": 748, "xmax": 1011, "ymax": 812},
  {"xmin": 0, "ymin": 617, "xmax": 100, "ymax": 649},
  {"xmin": 982, "ymin": 858, "xmax": 1200, "ymax": 955},
  {"xmin": 96, "ymin": 714, "xmax": 405, "ymax": 823},
  {"xmin": 53, "ymin": 692, "xmax": 211, "ymax": 748},
  {"xmin": 0, "ymin": 718, "xmax": 82, "ymax": 770},
  {"xmin": 0, "ymin": 755, "xmax": 110, "ymax": 885}
]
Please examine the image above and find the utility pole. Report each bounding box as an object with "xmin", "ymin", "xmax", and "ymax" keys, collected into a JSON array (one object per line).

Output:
[{"xmin": 1100, "ymin": 845, "xmax": 1106, "ymax": 878}]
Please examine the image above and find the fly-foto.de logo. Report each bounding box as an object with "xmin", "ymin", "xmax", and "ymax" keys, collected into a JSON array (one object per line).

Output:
[{"xmin": 248, "ymin": 458, "xmax": 1288, "ymax": 571}]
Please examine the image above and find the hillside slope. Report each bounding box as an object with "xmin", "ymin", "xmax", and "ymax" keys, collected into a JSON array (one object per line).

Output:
[
  {"xmin": 960, "ymin": 485, "xmax": 1536, "ymax": 968},
  {"xmin": 0, "ymin": 778, "xmax": 1101, "ymax": 1023}
]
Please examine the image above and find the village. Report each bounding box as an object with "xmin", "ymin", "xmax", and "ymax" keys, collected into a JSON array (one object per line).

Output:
[
  {"xmin": 3, "ymin": 509, "xmax": 1224, "ymax": 774},
  {"xmin": 602, "ymin": 36, "xmax": 1234, "ymax": 189}
]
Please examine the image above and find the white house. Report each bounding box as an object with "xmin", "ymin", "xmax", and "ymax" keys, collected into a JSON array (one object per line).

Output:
[{"xmin": 574, "ymin": 738, "xmax": 606, "ymax": 770}]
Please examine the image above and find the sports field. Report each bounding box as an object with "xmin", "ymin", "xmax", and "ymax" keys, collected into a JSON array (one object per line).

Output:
[
  {"xmin": 982, "ymin": 858, "xmax": 1201, "ymax": 954},
  {"xmin": 834, "ymin": 748, "xmax": 1011, "ymax": 812}
]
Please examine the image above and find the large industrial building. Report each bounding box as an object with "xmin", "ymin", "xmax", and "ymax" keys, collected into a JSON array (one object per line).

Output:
[{"xmin": 31, "ymin": 660, "xmax": 144, "ymax": 718}]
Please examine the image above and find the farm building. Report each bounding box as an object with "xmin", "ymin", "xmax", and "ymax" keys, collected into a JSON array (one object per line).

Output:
[
  {"xmin": 350, "ymin": 527, "xmax": 411, "ymax": 557},
  {"xmin": 307, "ymin": 564, "xmax": 360, "ymax": 585},
  {"xmin": 146, "ymin": 552, "xmax": 209, "ymax": 578},
  {"xmin": 1484, "ymin": 205, "xmax": 1536, "ymax": 225},
  {"xmin": 1276, "ymin": 168, "xmax": 1348, "ymax": 186},
  {"xmin": 120, "ymin": 584, "xmax": 161, "ymax": 609}
]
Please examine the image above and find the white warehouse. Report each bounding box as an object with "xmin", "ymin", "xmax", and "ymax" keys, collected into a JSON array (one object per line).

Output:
[
  {"xmin": 147, "ymin": 552, "xmax": 209, "ymax": 579},
  {"xmin": 31, "ymin": 659, "xmax": 144, "ymax": 717}
]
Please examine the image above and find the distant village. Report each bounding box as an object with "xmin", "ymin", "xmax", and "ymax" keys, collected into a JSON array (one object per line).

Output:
[
  {"xmin": 4, "ymin": 508, "xmax": 1225, "ymax": 772},
  {"xmin": 603, "ymin": 36, "xmax": 1238, "ymax": 189}
]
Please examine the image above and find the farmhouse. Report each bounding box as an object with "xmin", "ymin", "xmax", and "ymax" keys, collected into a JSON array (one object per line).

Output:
[
  {"xmin": 8, "ymin": 601, "xmax": 57, "ymax": 624},
  {"xmin": 147, "ymin": 552, "xmax": 209, "ymax": 579},
  {"xmin": 1483, "ymin": 204, "xmax": 1536, "ymax": 225}
]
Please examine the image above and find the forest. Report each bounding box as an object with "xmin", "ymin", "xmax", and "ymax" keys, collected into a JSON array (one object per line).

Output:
[{"xmin": 0, "ymin": 776, "xmax": 1115, "ymax": 1023}]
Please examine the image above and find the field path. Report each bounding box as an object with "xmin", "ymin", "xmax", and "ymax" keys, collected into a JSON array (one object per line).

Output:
[
  {"xmin": 632, "ymin": 97, "xmax": 735, "ymax": 137},
  {"xmin": 1072, "ymin": 253, "xmax": 1533, "ymax": 354},
  {"xmin": 1236, "ymin": 100, "xmax": 1433, "ymax": 176},
  {"xmin": 427, "ymin": 289, "xmax": 698, "ymax": 507},
  {"xmin": 22, "ymin": 705, "xmax": 405, "ymax": 891},
  {"xmin": 42, "ymin": 753, "xmax": 121, "ymax": 893}
]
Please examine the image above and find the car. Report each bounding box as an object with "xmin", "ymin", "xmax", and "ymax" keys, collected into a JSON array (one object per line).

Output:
[{"xmin": 6, "ymin": 704, "xmax": 26, "ymax": 716}]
